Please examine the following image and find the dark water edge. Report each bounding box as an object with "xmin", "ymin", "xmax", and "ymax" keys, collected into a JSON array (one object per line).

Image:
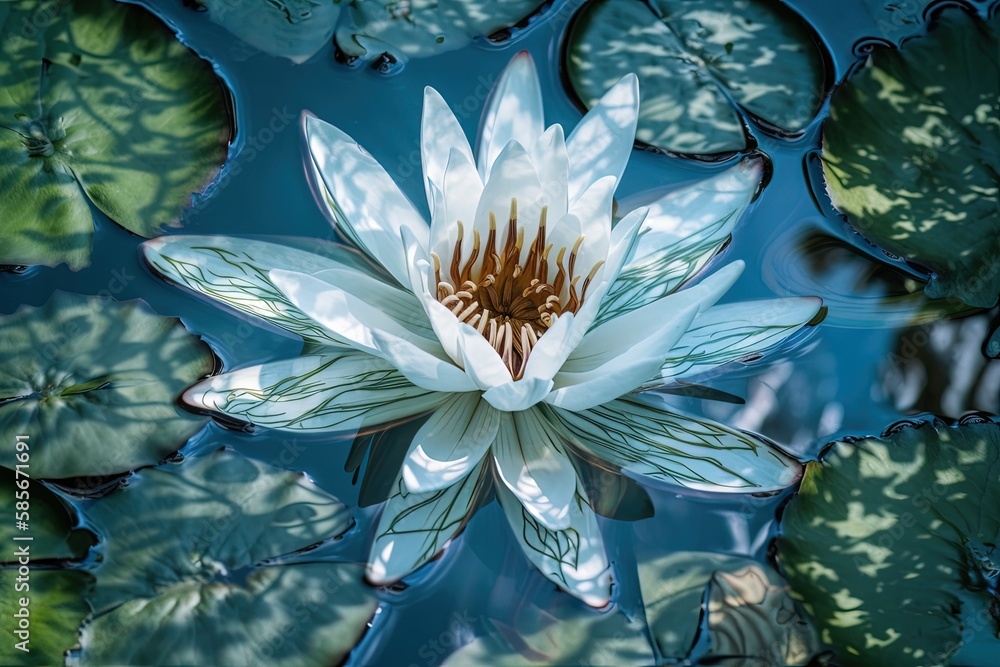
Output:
[{"xmin": 1, "ymin": 0, "xmax": 997, "ymax": 664}]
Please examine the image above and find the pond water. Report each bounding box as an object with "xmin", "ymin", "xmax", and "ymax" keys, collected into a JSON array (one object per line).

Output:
[{"xmin": 1, "ymin": 0, "xmax": 997, "ymax": 664}]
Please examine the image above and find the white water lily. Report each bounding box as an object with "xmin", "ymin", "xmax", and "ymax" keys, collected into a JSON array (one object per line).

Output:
[{"xmin": 143, "ymin": 53, "xmax": 821, "ymax": 607}]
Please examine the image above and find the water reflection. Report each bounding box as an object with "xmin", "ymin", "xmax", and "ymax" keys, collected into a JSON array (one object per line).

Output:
[
  {"xmin": 879, "ymin": 312, "xmax": 1000, "ymax": 417},
  {"xmin": 762, "ymin": 226, "xmax": 973, "ymax": 328}
]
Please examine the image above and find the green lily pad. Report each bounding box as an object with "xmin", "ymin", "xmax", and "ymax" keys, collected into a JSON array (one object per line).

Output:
[
  {"xmin": 777, "ymin": 419, "xmax": 1000, "ymax": 665},
  {"xmin": 822, "ymin": 8, "xmax": 1000, "ymax": 308},
  {"xmin": 0, "ymin": 0, "xmax": 230, "ymax": 270},
  {"xmin": 0, "ymin": 292, "xmax": 213, "ymax": 480},
  {"xmin": 565, "ymin": 0, "xmax": 826, "ymax": 155},
  {"xmin": 0, "ymin": 569, "xmax": 94, "ymax": 666},
  {"xmin": 0, "ymin": 465, "xmax": 96, "ymax": 665},
  {"xmin": 336, "ymin": 0, "xmax": 546, "ymax": 66},
  {"xmin": 444, "ymin": 552, "xmax": 818, "ymax": 664},
  {"xmin": 0, "ymin": 467, "xmax": 94, "ymax": 562},
  {"xmin": 640, "ymin": 552, "xmax": 819, "ymax": 664},
  {"xmin": 79, "ymin": 448, "xmax": 378, "ymax": 667},
  {"xmin": 196, "ymin": 0, "xmax": 343, "ymax": 63}
]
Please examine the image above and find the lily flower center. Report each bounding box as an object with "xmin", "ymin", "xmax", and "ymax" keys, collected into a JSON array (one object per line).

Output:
[{"xmin": 432, "ymin": 198, "xmax": 604, "ymax": 380}]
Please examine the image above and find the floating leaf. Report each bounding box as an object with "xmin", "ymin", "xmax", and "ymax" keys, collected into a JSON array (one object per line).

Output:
[
  {"xmin": 0, "ymin": 467, "xmax": 94, "ymax": 561},
  {"xmin": 639, "ymin": 552, "xmax": 819, "ymax": 664},
  {"xmin": 0, "ymin": 570, "xmax": 93, "ymax": 666},
  {"xmin": 822, "ymin": 8, "xmax": 1000, "ymax": 308},
  {"xmin": 443, "ymin": 551, "xmax": 817, "ymax": 664},
  {"xmin": 196, "ymin": 0, "xmax": 342, "ymax": 63},
  {"xmin": 0, "ymin": 467, "xmax": 95, "ymax": 665},
  {"xmin": 566, "ymin": 0, "xmax": 826, "ymax": 154},
  {"xmin": 441, "ymin": 598, "xmax": 654, "ymax": 666},
  {"xmin": 0, "ymin": 0, "xmax": 230, "ymax": 269},
  {"xmin": 778, "ymin": 420, "xmax": 1000, "ymax": 665},
  {"xmin": 79, "ymin": 448, "xmax": 377, "ymax": 667},
  {"xmin": 0, "ymin": 293, "xmax": 213, "ymax": 479},
  {"xmin": 335, "ymin": 0, "xmax": 545, "ymax": 67}
]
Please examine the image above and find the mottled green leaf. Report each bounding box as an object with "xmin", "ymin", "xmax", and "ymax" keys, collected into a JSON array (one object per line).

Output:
[
  {"xmin": 0, "ymin": 569, "xmax": 93, "ymax": 666},
  {"xmin": 441, "ymin": 597, "xmax": 653, "ymax": 666},
  {"xmin": 822, "ymin": 9, "xmax": 1000, "ymax": 308},
  {"xmin": 0, "ymin": 293, "xmax": 213, "ymax": 479},
  {"xmin": 640, "ymin": 552, "xmax": 819, "ymax": 664},
  {"xmin": 566, "ymin": 0, "xmax": 826, "ymax": 154},
  {"xmin": 0, "ymin": 467, "xmax": 94, "ymax": 562},
  {"xmin": 336, "ymin": 0, "xmax": 545, "ymax": 66},
  {"xmin": 443, "ymin": 551, "xmax": 817, "ymax": 665},
  {"xmin": 0, "ymin": 0, "xmax": 230, "ymax": 269},
  {"xmin": 80, "ymin": 448, "xmax": 377, "ymax": 667},
  {"xmin": 778, "ymin": 420, "xmax": 1000, "ymax": 665},
  {"xmin": 198, "ymin": 0, "xmax": 342, "ymax": 63}
]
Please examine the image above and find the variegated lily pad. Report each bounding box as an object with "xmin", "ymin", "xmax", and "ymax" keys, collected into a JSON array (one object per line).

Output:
[
  {"xmin": 443, "ymin": 552, "xmax": 818, "ymax": 664},
  {"xmin": 196, "ymin": 0, "xmax": 342, "ymax": 63},
  {"xmin": 0, "ymin": 0, "xmax": 230, "ymax": 270},
  {"xmin": 0, "ymin": 467, "xmax": 95, "ymax": 665},
  {"xmin": 79, "ymin": 448, "xmax": 378, "ymax": 667},
  {"xmin": 0, "ymin": 569, "xmax": 94, "ymax": 666},
  {"xmin": 0, "ymin": 293, "xmax": 213, "ymax": 479},
  {"xmin": 778, "ymin": 419, "xmax": 1000, "ymax": 665},
  {"xmin": 335, "ymin": 0, "xmax": 545, "ymax": 67},
  {"xmin": 822, "ymin": 8, "xmax": 1000, "ymax": 308},
  {"xmin": 565, "ymin": 0, "xmax": 826, "ymax": 155}
]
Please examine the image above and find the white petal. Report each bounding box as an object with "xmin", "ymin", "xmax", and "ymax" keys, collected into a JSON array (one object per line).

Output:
[
  {"xmin": 401, "ymin": 393, "xmax": 498, "ymax": 493},
  {"xmin": 547, "ymin": 303, "xmax": 700, "ymax": 412},
  {"xmin": 596, "ymin": 159, "xmax": 762, "ymax": 327},
  {"xmin": 369, "ymin": 329, "xmax": 478, "ymax": 393},
  {"xmin": 492, "ymin": 409, "xmax": 577, "ymax": 530},
  {"xmin": 529, "ymin": 124, "xmax": 570, "ymax": 223},
  {"xmin": 430, "ymin": 147, "xmax": 483, "ymax": 261},
  {"xmin": 482, "ymin": 377, "xmax": 553, "ymax": 412},
  {"xmin": 477, "ymin": 51, "xmax": 544, "ymax": 182},
  {"xmin": 566, "ymin": 261, "xmax": 744, "ymax": 373},
  {"xmin": 548, "ymin": 396, "xmax": 802, "ymax": 493},
  {"xmin": 565, "ymin": 74, "xmax": 639, "ymax": 205},
  {"xmin": 547, "ymin": 262, "xmax": 748, "ymax": 412},
  {"xmin": 496, "ymin": 479, "xmax": 610, "ymax": 607},
  {"xmin": 550, "ymin": 206, "xmax": 649, "ymax": 356},
  {"xmin": 473, "ymin": 140, "xmax": 545, "ymax": 247},
  {"xmin": 142, "ymin": 235, "xmax": 386, "ymax": 346},
  {"xmin": 657, "ymin": 297, "xmax": 822, "ymax": 382},
  {"xmin": 310, "ymin": 267, "xmax": 435, "ymax": 340},
  {"xmin": 456, "ymin": 321, "xmax": 512, "ymax": 389},
  {"xmin": 421, "ymin": 86, "xmax": 475, "ymax": 210},
  {"xmin": 304, "ymin": 114, "xmax": 428, "ymax": 285},
  {"xmin": 521, "ymin": 312, "xmax": 577, "ymax": 385},
  {"xmin": 368, "ymin": 460, "xmax": 486, "ymax": 584},
  {"xmin": 183, "ymin": 352, "xmax": 446, "ymax": 432},
  {"xmin": 270, "ymin": 269, "xmax": 442, "ymax": 358}
]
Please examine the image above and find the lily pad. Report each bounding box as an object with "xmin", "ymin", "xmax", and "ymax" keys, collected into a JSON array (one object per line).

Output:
[
  {"xmin": 0, "ymin": 569, "xmax": 94, "ymax": 666},
  {"xmin": 778, "ymin": 419, "xmax": 1000, "ymax": 665},
  {"xmin": 443, "ymin": 552, "xmax": 818, "ymax": 664},
  {"xmin": 0, "ymin": 0, "xmax": 230, "ymax": 270},
  {"xmin": 0, "ymin": 467, "xmax": 94, "ymax": 562},
  {"xmin": 196, "ymin": 0, "xmax": 343, "ymax": 63},
  {"xmin": 565, "ymin": 0, "xmax": 826, "ymax": 155},
  {"xmin": 0, "ymin": 293, "xmax": 213, "ymax": 480},
  {"xmin": 335, "ymin": 0, "xmax": 546, "ymax": 67},
  {"xmin": 822, "ymin": 8, "xmax": 1000, "ymax": 308},
  {"xmin": 79, "ymin": 448, "xmax": 378, "ymax": 667},
  {"xmin": 0, "ymin": 468, "xmax": 96, "ymax": 665}
]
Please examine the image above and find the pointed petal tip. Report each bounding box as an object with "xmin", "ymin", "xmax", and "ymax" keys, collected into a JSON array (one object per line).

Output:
[
  {"xmin": 180, "ymin": 379, "xmax": 211, "ymax": 410},
  {"xmin": 139, "ymin": 236, "xmax": 166, "ymax": 257}
]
